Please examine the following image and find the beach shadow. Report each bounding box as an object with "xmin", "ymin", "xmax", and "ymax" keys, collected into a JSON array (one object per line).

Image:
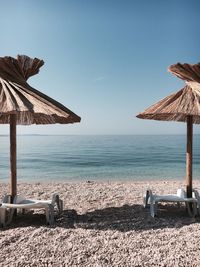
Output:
[
  {"xmin": 2, "ymin": 204, "xmax": 199, "ymax": 231},
  {"xmin": 59, "ymin": 204, "xmax": 200, "ymax": 232},
  {"xmin": 1, "ymin": 209, "xmax": 64, "ymax": 230},
  {"xmin": 3, "ymin": 211, "xmax": 50, "ymax": 229}
]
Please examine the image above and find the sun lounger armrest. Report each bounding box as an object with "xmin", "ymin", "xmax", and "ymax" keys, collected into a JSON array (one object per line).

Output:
[
  {"xmin": 193, "ymin": 189, "xmax": 200, "ymax": 200},
  {"xmin": 2, "ymin": 195, "xmax": 10, "ymax": 204},
  {"xmin": 51, "ymin": 193, "xmax": 59, "ymax": 205},
  {"xmin": 193, "ymin": 189, "xmax": 200, "ymax": 209},
  {"xmin": 146, "ymin": 189, "xmax": 154, "ymax": 204},
  {"xmin": 177, "ymin": 188, "xmax": 186, "ymax": 198},
  {"xmin": 51, "ymin": 193, "xmax": 63, "ymax": 214},
  {"xmin": 143, "ymin": 188, "xmax": 154, "ymax": 208}
]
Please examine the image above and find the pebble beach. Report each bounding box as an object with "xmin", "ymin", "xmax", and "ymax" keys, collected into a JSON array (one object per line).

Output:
[{"xmin": 1, "ymin": 180, "xmax": 200, "ymax": 266}]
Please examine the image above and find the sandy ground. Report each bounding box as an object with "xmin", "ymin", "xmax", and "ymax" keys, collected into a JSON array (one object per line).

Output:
[{"xmin": 0, "ymin": 180, "xmax": 200, "ymax": 267}]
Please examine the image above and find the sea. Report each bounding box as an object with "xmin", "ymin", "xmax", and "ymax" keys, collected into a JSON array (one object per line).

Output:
[{"xmin": 0, "ymin": 135, "xmax": 200, "ymax": 182}]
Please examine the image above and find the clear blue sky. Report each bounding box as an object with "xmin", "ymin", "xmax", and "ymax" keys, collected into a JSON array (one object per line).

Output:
[{"xmin": 0, "ymin": 0, "xmax": 200, "ymax": 135}]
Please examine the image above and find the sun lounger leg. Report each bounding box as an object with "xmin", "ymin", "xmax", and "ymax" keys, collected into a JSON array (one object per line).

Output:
[
  {"xmin": 58, "ymin": 199, "xmax": 63, "ymax": 214},
  {"xmin": 150, "ymin": 203, "xmax": 154, "ymax": 217},
  {"xmin": 45, "ymin": 207, "xmax": 50, "ymax": 224},
  {"xmin": 51, "ymin": 193, "xmax": 63, "ymax": 214},
  {"xmin": 7, "ymin": 208, "xmax": 16, "ymax": 225},
  {"xmin": 48, "ymin": 204, "xmax": 54, "ymax": 225},
  {"xmin": 45, "ymin": 205, "xmax": 54, "ymax": 225},
  {"xmin": 55, "ymin": 195, "xmax": 61, "ymax": 214},
  {"xmin": 0, "ymin": 208, "xmax": 6, "ymax": 227},
  {"xmin": 154, "ymin": 202, "xmax": 158, "ymax": 216},
  {"xmin": 146, "ymin": 189, "xmax": 156, "ymax": 217},
  {"xmin": 143, "ymin": 190, "xmax": 150, "ymax": 208},
  {"xmin": 193, "ymin": 189, "xmax": 200, "ymax": 215},
  {"xmin": 0, "ymin": 207, "xmax": 14, "ymax": 227},
  {"xmin": 193, "ymin": 202, "xmax": 197, "ymax": 216},
  {"xmin": 186, "ymin": 202, "xmax": 197, "ymax": 217}
]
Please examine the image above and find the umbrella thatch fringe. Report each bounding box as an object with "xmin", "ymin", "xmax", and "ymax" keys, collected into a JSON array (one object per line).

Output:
[
  {"xmin": 137, "ymin": 62, "xmax": 200, "ymax": 124},
  {"xmin": 0, "ymin": 55, "xmax": 44, "ymax": 83},
  {"xmin": 137, "ymin": 85, "xmax": 200, "ymax": 124},
  {"xmin": 0, "ymin": 55, "xmax": 81, "ymax": 125},
  {"xmin": 168, "ymin": 62, "xmax": 200, "ymax": 83}
]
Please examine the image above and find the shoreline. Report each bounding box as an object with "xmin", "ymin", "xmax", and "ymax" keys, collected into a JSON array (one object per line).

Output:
[{"xmin": 1, "ymin": 176, "xmax": 200, "ymax": 183}]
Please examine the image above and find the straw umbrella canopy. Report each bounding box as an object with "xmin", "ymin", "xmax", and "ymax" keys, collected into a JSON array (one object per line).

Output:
[
  {"xmin": 0, "ymin": 55, "xmax": 81, "ymax": 200},
  {"xmin": 137, "ymin": 62, "xmax": 200, "ymax": 198}
]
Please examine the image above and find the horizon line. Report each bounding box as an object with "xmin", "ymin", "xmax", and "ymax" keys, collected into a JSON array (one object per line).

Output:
[{"xmin": 0, "ymin": 133, "xmax": 199, "ymax": 136}]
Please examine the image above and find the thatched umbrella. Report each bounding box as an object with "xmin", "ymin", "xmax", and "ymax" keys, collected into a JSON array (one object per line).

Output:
[
  {"xmin": 137, "ymin": 62, "xmax": 200, "ymax": 198},
  {"xmin": 0, "ymin": 55, "xmax": 81, "ymax": 201}
]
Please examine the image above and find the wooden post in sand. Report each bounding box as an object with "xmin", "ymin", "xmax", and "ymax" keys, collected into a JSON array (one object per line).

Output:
[
  {"xmin": 186, "ymin": 115, "xmax": 193, "ymax": 198},
  {"xmin": 10, "ymin": 114, "xmax": 17, "ymax": 202}
]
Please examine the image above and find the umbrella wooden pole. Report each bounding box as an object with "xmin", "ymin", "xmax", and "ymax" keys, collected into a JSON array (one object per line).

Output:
[
  {"xmin": 10, "ymin": 114, "xmax": 17, "ymax": 202},
  {"xmin": 186, "ymin": 115, "xmax": 193, "ymax": 198}
]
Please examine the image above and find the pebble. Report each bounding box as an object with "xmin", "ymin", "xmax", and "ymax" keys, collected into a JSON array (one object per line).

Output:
[{"xmin": 0, "ymin": 180, "xmax": 200, "ymax": 266}]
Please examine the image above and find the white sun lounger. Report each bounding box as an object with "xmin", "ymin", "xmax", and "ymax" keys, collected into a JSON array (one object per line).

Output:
[
  {"xmin": 143, "ymin": 188, "xmax": 197, "ymax": 217},
  {"xmin": 192, "ymin": 189, "xmax": 200, "ymax": 215},
  {"xmin": 0, "ymin": 193, "xmax": 63, "ymax": 227}
]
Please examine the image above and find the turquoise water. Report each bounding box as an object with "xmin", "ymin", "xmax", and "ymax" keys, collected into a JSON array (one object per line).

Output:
[{"xmin": 0, "ymin": 135, "xmax": 200, "ymax": 182}]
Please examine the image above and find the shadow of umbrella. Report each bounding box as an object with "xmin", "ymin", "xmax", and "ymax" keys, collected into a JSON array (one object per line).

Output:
[
  {"xmin": 137, "ymin": 62, "xmax": 200, "ymax": 198},
  {"xmin": 57, "ymin": 204, "xmax": 198, "ymax": 232},
  {"xmin": 3, "ymin": 204, "xmax": 199, "ymax": 231},
  {"xmin": 0, "ymin": 55, "xmax": 81, "ymax": 201}
]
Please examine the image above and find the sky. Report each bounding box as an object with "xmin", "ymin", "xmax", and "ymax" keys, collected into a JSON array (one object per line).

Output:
[{"xmin": 0, "ymin": 0, "xmax": 200, "ymax": 135}]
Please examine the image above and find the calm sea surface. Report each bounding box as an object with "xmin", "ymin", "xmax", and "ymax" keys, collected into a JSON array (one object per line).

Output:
[{"xmin": 0, "ymin": 135, "xmax": 200, "ymax": 182}]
